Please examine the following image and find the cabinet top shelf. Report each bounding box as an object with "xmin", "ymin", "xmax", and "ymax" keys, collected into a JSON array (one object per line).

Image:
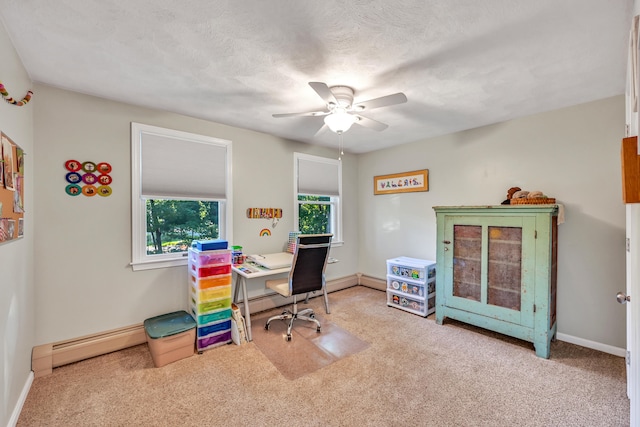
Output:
[{"xmin": 433, "ymin": 205, "xmax": 558, "ymax": 214}]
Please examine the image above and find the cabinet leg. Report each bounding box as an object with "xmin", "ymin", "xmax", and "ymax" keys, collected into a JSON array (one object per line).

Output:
[{"xmin": 534, "ymin": 341, "xmax": 550, "ymax": 359}]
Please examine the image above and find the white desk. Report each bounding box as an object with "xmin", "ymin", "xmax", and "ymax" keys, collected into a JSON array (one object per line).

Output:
[{"xmin": 232, "ymin": 258, "xmax": 336, "ymax": 341}]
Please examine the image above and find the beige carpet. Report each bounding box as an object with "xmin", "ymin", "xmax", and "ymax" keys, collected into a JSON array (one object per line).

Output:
[
  {"xmin": 17, "ymin": 286, "xmax": 630, "ymax": 427},
  {"xmin": 250, "ymin": 310, "xmax": 370, "ymax": 380}
]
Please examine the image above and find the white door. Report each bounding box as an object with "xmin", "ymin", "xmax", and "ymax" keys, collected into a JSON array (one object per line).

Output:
[
  {"xmin": 625, "ymin": 206, "xmax": 639, "ymax": 426},
  {"xmin": 626, "ymin": 15, "xmax": 639, "ymax": 425}
]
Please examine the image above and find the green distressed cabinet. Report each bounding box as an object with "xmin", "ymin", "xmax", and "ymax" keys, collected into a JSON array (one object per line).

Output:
[{"xmin": 433, "ymin": 205, "xmax": 558, "ymax": 358}]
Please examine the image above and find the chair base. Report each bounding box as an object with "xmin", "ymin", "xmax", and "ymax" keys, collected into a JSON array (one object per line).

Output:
[{"xmin": 265, "ymin": 306, "xmax": 321, "ymax": 341}]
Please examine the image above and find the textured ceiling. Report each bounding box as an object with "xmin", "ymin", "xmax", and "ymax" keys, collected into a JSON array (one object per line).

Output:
[{"xmin": 0, "ymin": 1, "xmax": 634, "ymax": 153}]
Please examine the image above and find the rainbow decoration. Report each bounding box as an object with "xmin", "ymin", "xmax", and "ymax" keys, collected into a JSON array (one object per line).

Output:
[
  {"xmin": 0, "ymin": 81, "xmax": 33, "ymax": 106},
  {"xmin": 259, "ymin": 228, "xmax": 271, "ymax": 237}
]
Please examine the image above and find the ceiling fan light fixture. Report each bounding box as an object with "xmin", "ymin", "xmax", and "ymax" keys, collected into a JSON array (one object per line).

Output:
[{"xmin": 324, "ymin": 110, "xmax": 357, "ymax": 133}]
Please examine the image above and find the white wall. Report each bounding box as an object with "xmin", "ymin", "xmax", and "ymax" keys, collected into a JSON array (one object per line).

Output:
[
  {"xmin": 358, "ymin": 96, "xmax": 627, "ymax": 349},
  {"xmin": 0, "ymin": 22, "xmax": 35, "ymax": 426},
  {"xmin": 33, "ymin": 84, "xmax": 359, "ymax": 344}
]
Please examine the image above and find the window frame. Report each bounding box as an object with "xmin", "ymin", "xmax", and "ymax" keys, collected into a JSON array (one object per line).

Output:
[
  {"xmin": 293, "ymin": 152, "xmax": 343, "ymax": 245},
  {"xmin": 131, "ymin": 123, "xmax": 232, "ymax": 271}
]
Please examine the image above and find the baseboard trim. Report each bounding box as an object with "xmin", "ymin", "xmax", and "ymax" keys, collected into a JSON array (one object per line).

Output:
[
  {"xmin": 556, "ymin": 332, "xmax": 626, "ymax": 358},
  {"xmin": 8, "ymin": 370, "xmax": 33, "ymax": 427},
  {"xmin": 358, "ymin": 274, "xmax": 386, "ymax": 291},
  {"xmin": 32, "ymin": 324, "xmax": 147, "ymax": 378}
]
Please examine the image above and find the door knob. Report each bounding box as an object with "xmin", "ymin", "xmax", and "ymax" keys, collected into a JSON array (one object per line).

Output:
[{"xmin": 616, "ymin": 292, "xmax": 631, "ymax": 304}]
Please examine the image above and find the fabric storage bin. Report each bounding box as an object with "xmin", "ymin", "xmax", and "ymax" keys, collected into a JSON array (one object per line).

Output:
[{"xmin": 144, "ymin": 310, "xmax": 196, "ymax": 368}]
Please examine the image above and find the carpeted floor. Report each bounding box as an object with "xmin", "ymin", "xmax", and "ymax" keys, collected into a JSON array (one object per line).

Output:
[{"xmin": 17, "ymin": 286, "xmax": 630, "ymax": 426}]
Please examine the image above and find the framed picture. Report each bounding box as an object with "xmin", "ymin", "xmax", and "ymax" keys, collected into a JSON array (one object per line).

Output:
[
  {"xmin": 374, "ymin": 169, "xmax": 429, "ymax": 195},
  {"xmin": 2, "ymin": 134, "xmax": 15, "ymax": 191}
]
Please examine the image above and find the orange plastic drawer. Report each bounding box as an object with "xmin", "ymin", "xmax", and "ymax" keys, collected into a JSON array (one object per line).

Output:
[{"xmin": 189, "ymin": 273, "xmax": 232, "ymax": 290}]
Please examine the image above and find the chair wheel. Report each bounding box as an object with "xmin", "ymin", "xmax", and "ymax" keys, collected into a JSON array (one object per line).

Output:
[
  {"xmin": 316, "ymin": 326, "xmax": 321, "ymax": 333},
  {"xmin": 265, "ymin": 323, "xmax": 270, "ymax": 330},
  {"xmin": 286, "ymin": 334, "xmax": 292, "ymax": 341},
  {"xmin": 309, "ymin": 313, "xmax": 316, "ymax": 319}
]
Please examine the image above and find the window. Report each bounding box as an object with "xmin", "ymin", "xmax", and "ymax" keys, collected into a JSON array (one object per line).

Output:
[
  {"xmin": 131, "ymin": 123, "xmax": 232, "ymax": 270},
  {"xmin": 294, "ymin": 153, "xmax": 342, "ymax": 244}
]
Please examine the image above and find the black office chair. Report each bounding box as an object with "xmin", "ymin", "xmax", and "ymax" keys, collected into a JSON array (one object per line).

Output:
[{"xmin": 264, "ymin": 233, "xmax": 333, "ymax": 341}]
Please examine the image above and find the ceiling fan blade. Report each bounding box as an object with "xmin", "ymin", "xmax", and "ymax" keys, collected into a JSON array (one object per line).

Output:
[
  {"xmin": 272, "ymin": 110, "xmax": 329, "ymax": 118},
  {"xmin": 309, "ymin": 82, "xmax": 339, "ymax": 106},
  {"xmin": 354, "ymin": 114, "xmax": 389, "ymax": 131},
  {"xmin": 352, "ymin": 92, "xmax": 407, "ymax": 111}
]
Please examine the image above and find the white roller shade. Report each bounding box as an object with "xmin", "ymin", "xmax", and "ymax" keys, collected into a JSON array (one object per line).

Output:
[
  {"xmin": 297, "ymin": 156, "xmax": 340, "ymax": 196},
  {"xmin": 141, "ymin": 131, "xmax": 227, "ymax": 199}
]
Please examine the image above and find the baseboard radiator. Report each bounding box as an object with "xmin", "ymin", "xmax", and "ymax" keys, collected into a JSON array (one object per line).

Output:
[
  {"xmin": 32, "ymin": 274, "xmax": 372, "ymax": 377},
  {"xmin": 32, "ymin": 324, "xmax": 147, "ymax": 378}
]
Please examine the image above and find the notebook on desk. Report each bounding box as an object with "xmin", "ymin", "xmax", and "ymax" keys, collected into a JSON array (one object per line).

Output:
[{"xmin": 247, "ymin": 252, "xmax": 293, "ymax": 270}]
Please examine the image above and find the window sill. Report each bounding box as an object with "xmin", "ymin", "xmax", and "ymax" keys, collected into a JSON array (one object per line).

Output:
[{"xmin": 130, "ymin": 257, "xmax": 187, "ymax": 271}]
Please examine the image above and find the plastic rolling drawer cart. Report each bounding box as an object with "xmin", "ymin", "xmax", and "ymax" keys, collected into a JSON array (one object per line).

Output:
[
  {"xmin": 188, "ymin": 246, "xmax": 233, "ymax": 352},
  {"xmin": 386, "ymin": 256, "xmax": 436, "ymax": 317},
  {"xmin": 433, "ymin": 205, "xmax": 558, "ymax": 358}
]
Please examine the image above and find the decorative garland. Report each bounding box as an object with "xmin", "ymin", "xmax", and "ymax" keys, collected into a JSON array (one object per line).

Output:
[{"xmin": 0, "ymin": 80, "xmax": 33, "ymax": 106}]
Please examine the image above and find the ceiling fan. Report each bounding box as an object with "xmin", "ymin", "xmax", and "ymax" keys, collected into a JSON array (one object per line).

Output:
[{"xmin": 272, "ymin": 82, "xmax": 407, "ymax": 135}]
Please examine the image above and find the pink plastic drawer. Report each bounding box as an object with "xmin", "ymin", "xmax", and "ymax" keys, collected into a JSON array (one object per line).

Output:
[{"xmin": 188, "ymin": 248, "xmax": 231, "ymax": 267}]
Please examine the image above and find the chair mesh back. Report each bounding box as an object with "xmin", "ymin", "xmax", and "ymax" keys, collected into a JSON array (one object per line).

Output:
[{"xmin": 289, "ymin": 234, "xmax": 332, "ymax": 295}]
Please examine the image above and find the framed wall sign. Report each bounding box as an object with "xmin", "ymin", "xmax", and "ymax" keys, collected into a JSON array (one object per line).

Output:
[{"xmin": 374, "ymin": 169, "xmax": 429, "ymax": 195}]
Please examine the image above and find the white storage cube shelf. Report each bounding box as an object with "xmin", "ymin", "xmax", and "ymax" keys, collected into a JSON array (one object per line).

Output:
[{"xmin": 386, "ymin": 257, "xmax": 436, "ymax": 317}]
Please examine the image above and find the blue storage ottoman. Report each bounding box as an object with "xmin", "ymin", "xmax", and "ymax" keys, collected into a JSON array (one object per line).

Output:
[{"xmin": 144, "ymin": 310, "xmax": 196, "ymax": 367}]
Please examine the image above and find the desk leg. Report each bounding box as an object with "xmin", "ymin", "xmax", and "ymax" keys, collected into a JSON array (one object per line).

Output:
[
  {"xmin": 323, "ymin": 286, "xmax": 331, "ymax": 314},
  {"xmin": 233, "ymin": 274, "xmax": 252, "ymax": 342}
]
